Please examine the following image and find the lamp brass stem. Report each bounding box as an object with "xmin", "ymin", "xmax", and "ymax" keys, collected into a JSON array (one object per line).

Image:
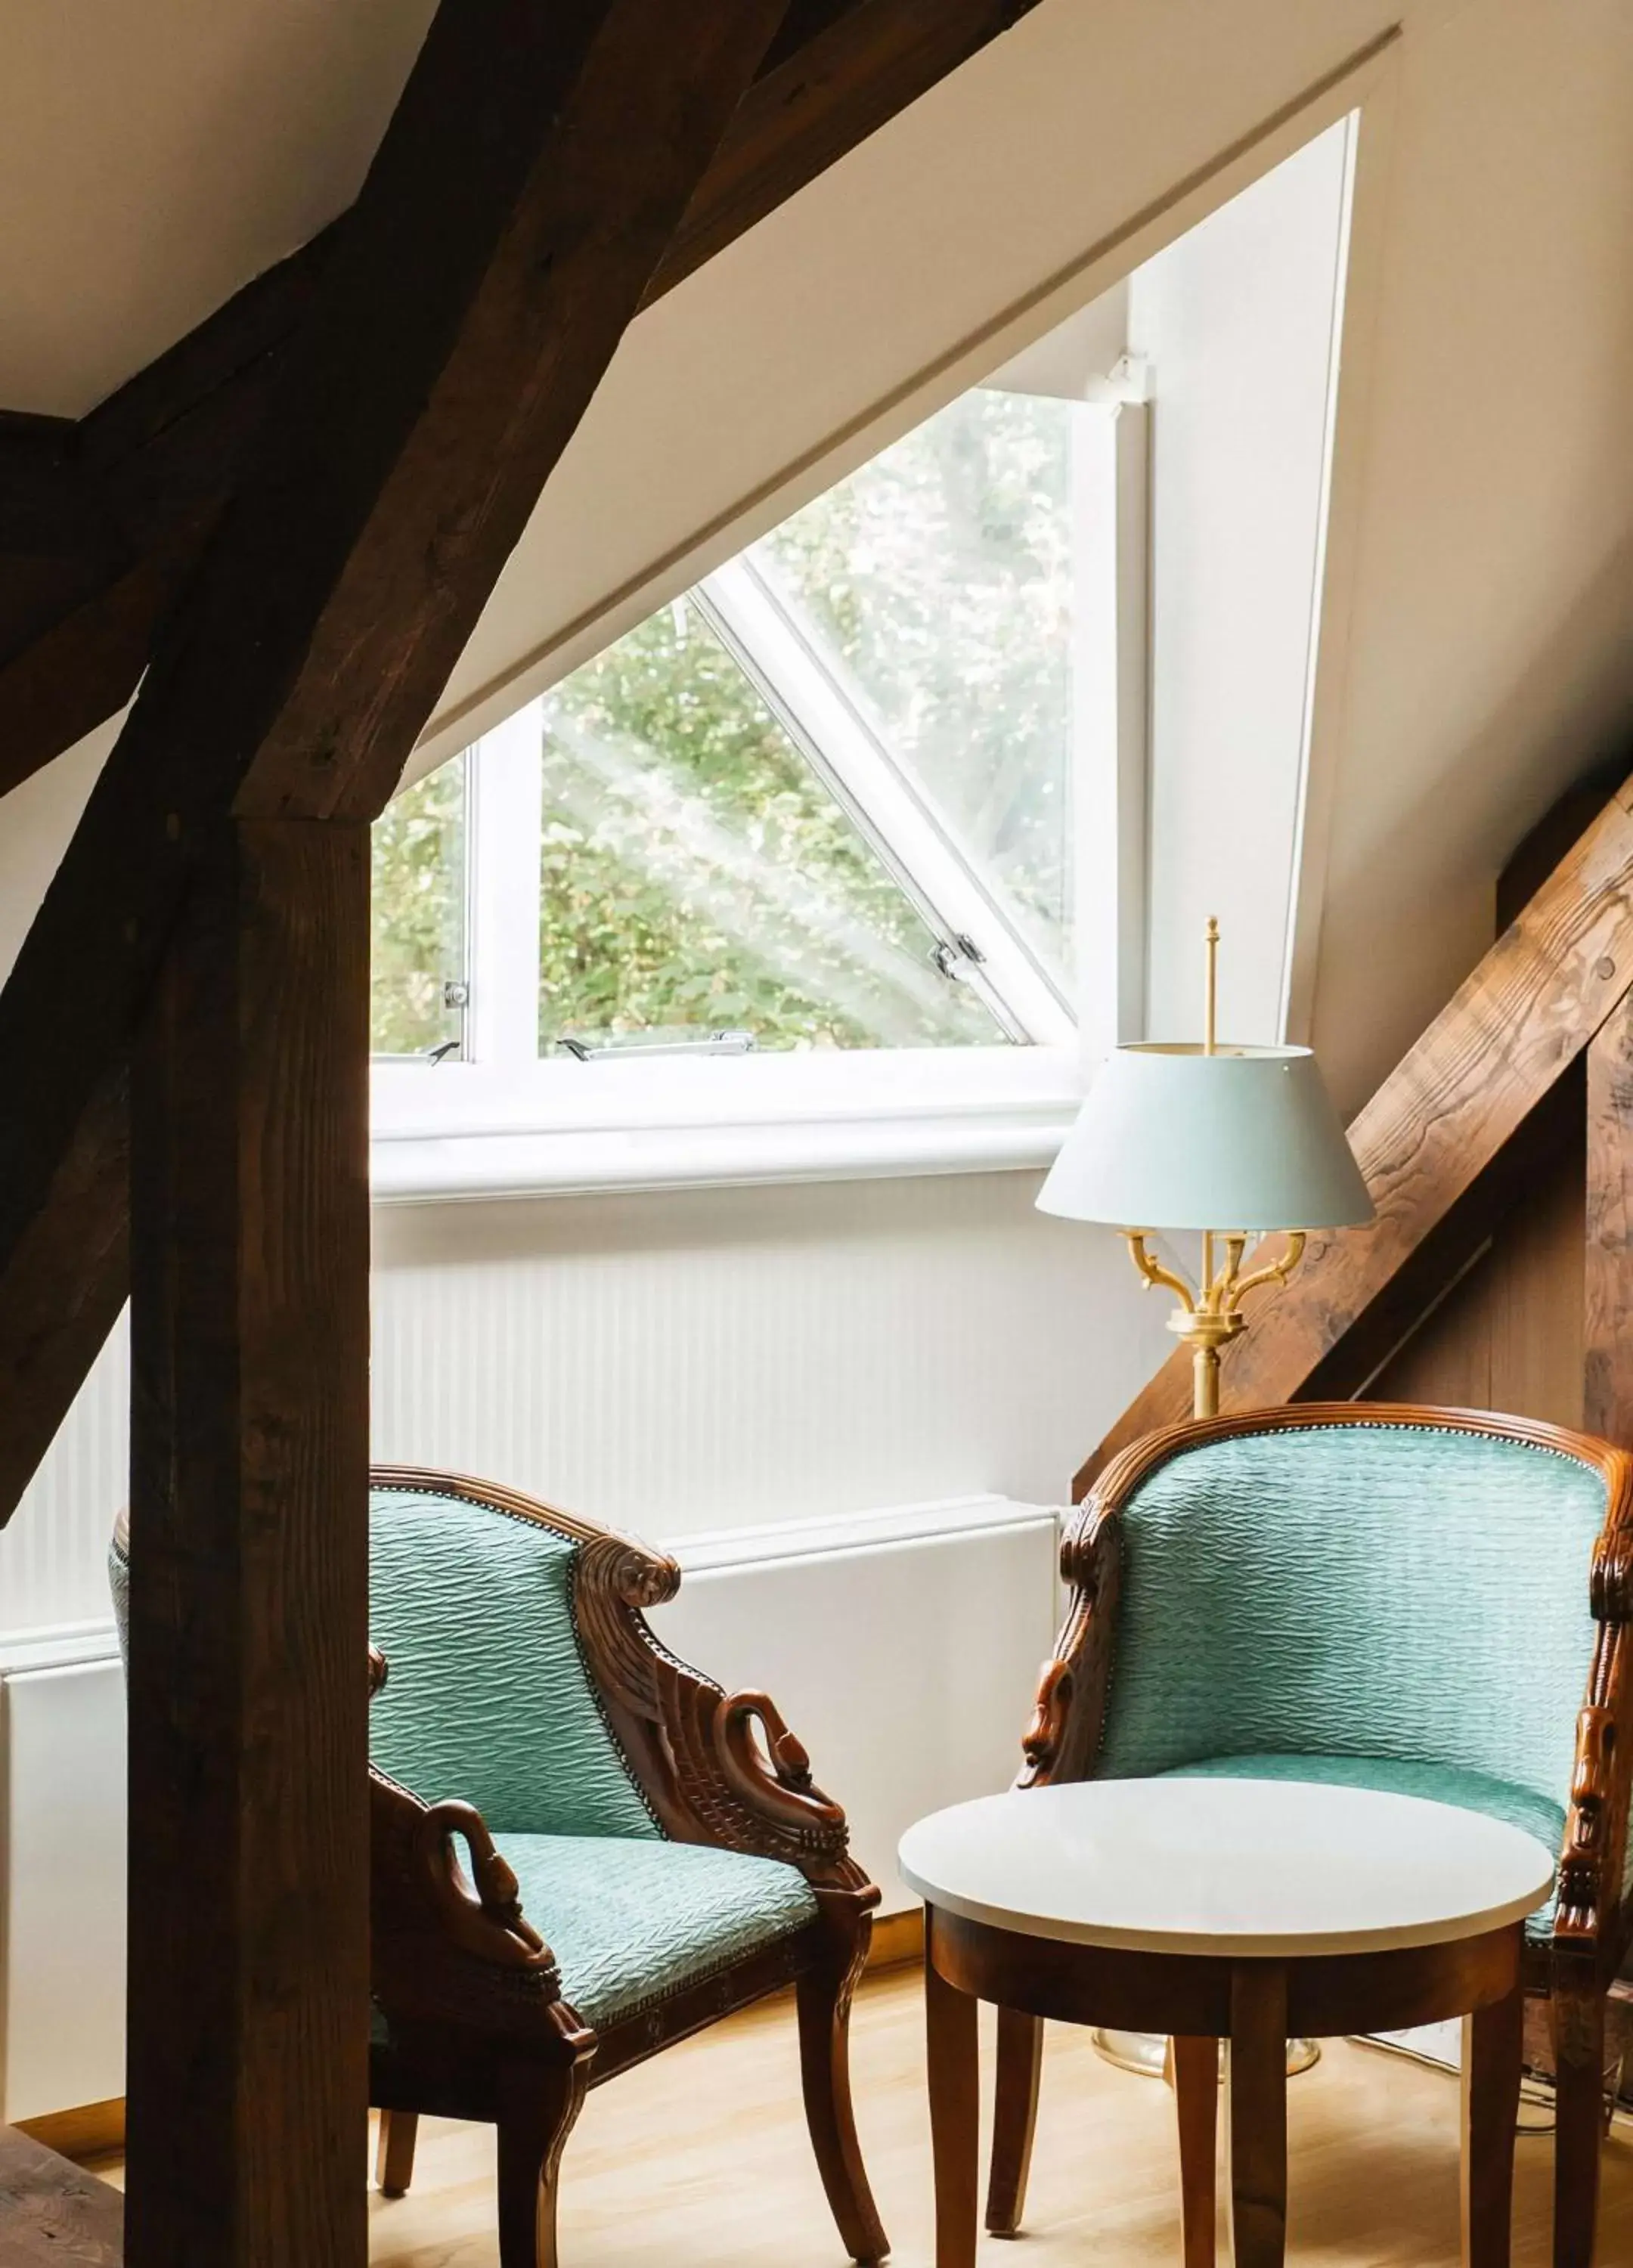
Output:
[{"xmin": 1120, "ymin": 1227, "xmax": 1311, "ymax": 1421}]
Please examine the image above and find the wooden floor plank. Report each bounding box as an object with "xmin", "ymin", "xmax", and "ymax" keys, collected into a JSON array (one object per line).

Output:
[
  {"xmin": 87, "ymin": 1966, "xmax": 1633, "ymax": 2266},
  {"xmin": 0, "ymin": 2127, "xmax": 120, "ymax": 2265}
]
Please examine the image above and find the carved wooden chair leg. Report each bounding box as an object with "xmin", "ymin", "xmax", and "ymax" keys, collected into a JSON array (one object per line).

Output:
[
  {"xmin": 795, "ymin": 1923, "xmax": 890, "ymax": 2265},
  {"xmin": 1552, "ymin": 1981, "xmax": 1606, "ymax": 2268},
  {"xmin": 496, "ymin": 2061, "xmax": 589, "ymax": 2268},
  {"xmin": 985, "ymin": 2007, "xmax": 1043, "ymax": 2236},
  {"xmin": 374, "ymin": 2108, "xmax": 419, "ymax": 2198}
]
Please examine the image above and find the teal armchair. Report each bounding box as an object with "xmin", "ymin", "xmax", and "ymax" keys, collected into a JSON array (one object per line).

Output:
[
  {"xmin": 115, "ymin": 1467, "xmax": 888, "ymax": 2268},
  {"xmin": 992, "ymin": 1405, "xmax": 1633, "ymax": 2268}
]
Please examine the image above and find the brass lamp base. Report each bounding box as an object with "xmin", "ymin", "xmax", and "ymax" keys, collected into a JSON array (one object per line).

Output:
[{"xmin": 1092, "ymin": 2026, "xmax": 1322, "ymax": 2080}]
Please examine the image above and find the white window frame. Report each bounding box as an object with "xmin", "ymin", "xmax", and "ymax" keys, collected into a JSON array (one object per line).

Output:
[{"xmin": 370, "ymin": 393, "xmax": 1148, "ymax": 1201}]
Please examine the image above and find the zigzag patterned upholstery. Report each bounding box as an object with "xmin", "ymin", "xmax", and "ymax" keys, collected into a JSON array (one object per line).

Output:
[
  {"xmin": 1093, "ymin": 1421, "xmax": 1613, "ymax": 1915},
  {"xmin": 367, "ymin": 1482, "xmax": 820, "ymax": 2009}
]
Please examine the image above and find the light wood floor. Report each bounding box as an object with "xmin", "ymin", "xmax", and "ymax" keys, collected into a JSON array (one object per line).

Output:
[{"xmin": 96, "ymin": 1965, "xmax": 1633, "ymax": 2263}]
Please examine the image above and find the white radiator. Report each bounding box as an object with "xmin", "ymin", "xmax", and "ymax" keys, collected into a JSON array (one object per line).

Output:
[
  {"xmin": 654, "ymin": 1495, "xmax": 1062, "ymax": 1911},
  {"xmin": 0, "ymin": 1495, "xmax": 1059, "ymax": 2117},
  {"xmin": 0, "ymin": 1625, "xmax": 127, "ymax": 2121}
]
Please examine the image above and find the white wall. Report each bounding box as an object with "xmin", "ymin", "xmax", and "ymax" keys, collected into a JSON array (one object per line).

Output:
[
  {"xmin": 0, "ymin": 1173, "xmax": 1166, "ymax": 1636},
  {"xmin": 1134, "ymin": 123, "xmax": 1350, "ymax": 1047}
]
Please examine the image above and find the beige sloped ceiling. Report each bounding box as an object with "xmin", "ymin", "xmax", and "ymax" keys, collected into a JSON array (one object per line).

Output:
[{"xmin": 5, "ymin": 0, "xmax": 1633, "ymax": 1113}]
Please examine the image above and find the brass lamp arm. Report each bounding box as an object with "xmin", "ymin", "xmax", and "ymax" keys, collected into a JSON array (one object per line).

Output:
[
  {"xmin": 1122, "ymin": 1232, "xmax": 1197, "ymax": 1312},
  {"xmin": 1219, "ymin": 1231, "xmax": 1306, "ymax": 1312}
]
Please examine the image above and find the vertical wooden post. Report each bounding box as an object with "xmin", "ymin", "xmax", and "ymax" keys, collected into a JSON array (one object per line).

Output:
[
  {"xmin": 1585, "ymin": 990, "xmax": 1633, "ymax": 1445},
  {"xmin": 126, "ymin": 818, "xmax": 370, "ymax": 2266}
]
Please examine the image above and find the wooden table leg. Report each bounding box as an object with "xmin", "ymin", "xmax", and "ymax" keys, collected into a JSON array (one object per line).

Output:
[
  {"xmin": 1461, "ymin": 1982, "xmax": 1523, "ymax": 2268},
  {"xmin": 1226, "ymin": 1966, "xmax": 1287, "ymax": 2268},
  {"xmin": 925, "ymin": 1919, "xmax": 980, "ymax": 2268},
  {"xmin": 986, "ymin": 2006, "xmax": 1043, "ymax": 2237},
  {"xmin": 1172, "ymin": 2035, "xmax": 1219, "ymax": 2268}
]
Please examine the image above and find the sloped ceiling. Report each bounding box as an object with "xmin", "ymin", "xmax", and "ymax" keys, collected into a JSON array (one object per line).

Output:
[
  {"xmin": 0, "ymin": 0, "xmax": 435, "ymax": 414},
  {"xmin": 5, "ymin": 0, "xmax": 1633, "ymax": 1119}
]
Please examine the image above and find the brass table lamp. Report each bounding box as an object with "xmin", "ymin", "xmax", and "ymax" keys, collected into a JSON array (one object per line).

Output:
[
  {"xmin": 1039, "ymin": 920, "xmax": 1372, "ymax": 1420},
  {"xmin": 1036, "ymin": 921, "xmax": 1374, "ymax": 2077}
]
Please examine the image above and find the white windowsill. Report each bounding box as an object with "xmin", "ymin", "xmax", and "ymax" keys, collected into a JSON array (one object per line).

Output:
[
  {"xmin": 370, "ymin": 1046, "xmax": 1083, "ymax": 1203},
  {"xmin": 370, "ymin": 1096, "xmax": 1078, "ymax": 1202}
]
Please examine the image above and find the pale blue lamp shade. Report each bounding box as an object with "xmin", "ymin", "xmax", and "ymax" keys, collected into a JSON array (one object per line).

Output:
[{"xmin": 1037, "ymin": 1043, "xmax": 1374, "ymax": 1234}]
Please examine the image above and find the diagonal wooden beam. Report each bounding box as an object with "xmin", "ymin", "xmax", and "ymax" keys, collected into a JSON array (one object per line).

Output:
[
  {"xmin": 1078, "ymin": 768, "xmax": 1633, "ymax": 1493},
  {"xmin": 0, "ymin": 0, "xmax": 792, "ymax": 1529},
  {"xmin": 0, "ymin": 0, "xmax": 1041, "ymax": 803}
]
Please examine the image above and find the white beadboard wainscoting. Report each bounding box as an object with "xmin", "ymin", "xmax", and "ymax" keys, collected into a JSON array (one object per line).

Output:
[{"xmin": 0, "ymin": 1492, "xmax": 1060, "ymax": 2118}]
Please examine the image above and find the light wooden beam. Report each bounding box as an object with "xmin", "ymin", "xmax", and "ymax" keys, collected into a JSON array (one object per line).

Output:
[
  {"xmin": 1080, "ymin": 770, "xmax": 1633, "ymax": 1492},
  {"xmin": 1586, "ymin": 991, "xmax": 1633, "ymax": 1445}
]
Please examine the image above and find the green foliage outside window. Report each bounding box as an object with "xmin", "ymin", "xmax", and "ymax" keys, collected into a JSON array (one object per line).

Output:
[
  {"xmin": 536, "ymin": 604, "xmax": 994, "ymax": 1052},
  {"xmin": 761, "ymin": 387, "xmax": 1074, "ymax": 974},
  {"xmin": 370, "ymin": 760, "xmax": 465, "ymax": 1055},
  {"xmin": 368, "ymin": 389, "xmax": 1074, "ymax": 1059}
]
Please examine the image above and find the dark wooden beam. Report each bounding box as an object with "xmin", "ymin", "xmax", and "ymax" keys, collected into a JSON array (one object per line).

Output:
[
  {"xmin": 110, "ymin": 8, "xmax": 791, "ymax": 2264},
  {"xmin": 0, "ymin": 414, "xmax": 100, "ymax": 556},
  {"xmin": 1079, "ymin": 770, "xmax": 1633, "ymax": 1493},
  {"xmin": 126, "ymin": 821, "xmax": 371, "ymax": 2268},
  {"xmin": 0, "ymin": 0, "xmax": 1040, "ymax": 802},
  {"xmin": 1586, "ymin": 991, "xmax": 1633, "ymax": 1445}
]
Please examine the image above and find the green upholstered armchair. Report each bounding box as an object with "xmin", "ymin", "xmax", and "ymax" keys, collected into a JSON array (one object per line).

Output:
[
  {"xmin": 114, "ymin": 1468, "xmax": 888, "ymax": 2268},
  {"xmin": 990, "ymin": 1405, "xmax": 1633, "ymax": 2268}
]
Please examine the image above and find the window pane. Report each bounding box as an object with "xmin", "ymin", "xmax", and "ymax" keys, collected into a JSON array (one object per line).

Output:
[
  {"xmin": 370, "ymin": 758, "xmax": 466, "ymax": 1055},
  {"xmin": 755, "ymin": 388, "xmax": 1076, "ymax": 978},
  {"xmin": 538, "ymin": 603, "xmax": 1000, "ymax": 1052}
]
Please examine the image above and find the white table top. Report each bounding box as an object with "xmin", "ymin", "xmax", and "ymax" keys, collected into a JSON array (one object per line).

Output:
[{"xmin": 897, "ymin": 1779, "xmax": 1557, "ymax": 1959}]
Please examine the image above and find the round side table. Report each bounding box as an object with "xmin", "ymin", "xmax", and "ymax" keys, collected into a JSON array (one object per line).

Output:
[{"xmin": 899, "ymin": 1777, "xmax": 1555, "ymax": 2268}]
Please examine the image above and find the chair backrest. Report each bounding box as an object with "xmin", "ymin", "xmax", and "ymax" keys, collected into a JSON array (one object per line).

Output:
[
  {"xmin": 368, "ymin": 1479, "xmax": 660, "ymax": 1840},
  {"xmin": 1093, "ymin": 1413, "xmax": 1609, "ymax": 1818}
]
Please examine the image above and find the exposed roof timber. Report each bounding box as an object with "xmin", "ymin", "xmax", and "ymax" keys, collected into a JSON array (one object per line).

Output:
[
  {"xmin": 0, "ymin": 413, "xmax": 99, "ymax": 556},
  {"xmin": 0, "ymin": 0, "xmax": 1041, "ymax": 806},
  {"xmin": 1077, "ymin": 770, "xmax": 1633, "ymax": 1493},
  {"xmin": 0, "ymin": 0, "xmax": 1049, "ymax": 1526}
]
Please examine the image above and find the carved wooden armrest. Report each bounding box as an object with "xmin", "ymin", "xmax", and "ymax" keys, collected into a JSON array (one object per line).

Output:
[
  {"xmin": 1018, "ymin": 1503, "xmax": 1121, "ymax": 1790},
  {"xmin": 562, "ymin": 1531, "xmax": 870, "ymax": 1898},
  {"xmin": 1555, "ymin": 1526, "xmax": 1633, "ymax": 1969},
  {"xmin": 370, "ymin": 1766, "xmax": 592, "ymax": 2053}
]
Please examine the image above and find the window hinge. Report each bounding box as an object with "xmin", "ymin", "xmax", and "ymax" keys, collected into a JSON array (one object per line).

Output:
[{"xmin": 931, "ymin": 934, "xmax": 987, "ymax": 983}]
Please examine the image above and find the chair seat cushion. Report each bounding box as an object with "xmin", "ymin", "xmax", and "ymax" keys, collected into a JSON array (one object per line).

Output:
[
  {"xmin": 496, "ymin": 1833, "xmax": 821, "ymax": 2028},
  {"xmin": 1154, "ymin": 1753, "xmax": 1564, "ymax": 1938}
]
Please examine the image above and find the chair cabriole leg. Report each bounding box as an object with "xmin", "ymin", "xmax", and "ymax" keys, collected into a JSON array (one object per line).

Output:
[
  {"xmin": 496, "ymin": 2060, "xmax": 589, "ymax": 2268},
  {"xmin": 797, "ymin": 1908, "xmax": 891, "ymax": 2265},
  {"xmin": 1553, "ymin": 1979, "xmax": 1606, "ymax": 2268},
  {"xmin": 374, "ymin": 2108, "xmax": 419, "ymax": 2198}
]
